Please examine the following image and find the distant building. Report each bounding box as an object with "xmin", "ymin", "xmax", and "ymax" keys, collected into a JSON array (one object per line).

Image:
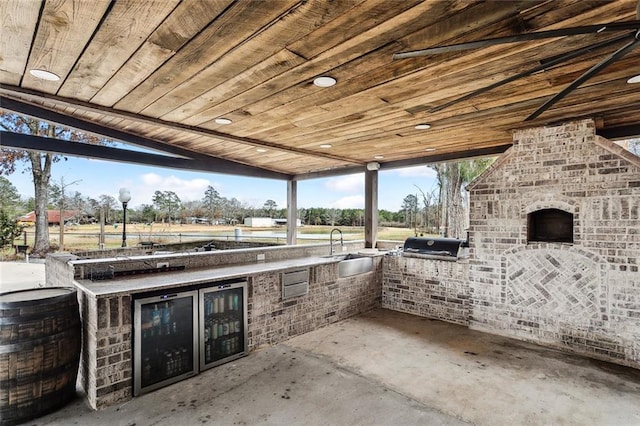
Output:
[
  {"xmin": 17, "ymin": 210, "xmax": 80, "ymax": 225},
  {"xmin": 273, "ymin": 218, "xmax": 302, "ymax": 226},
  {"xmin": 243, "ymin": 217, "xmax": 301, "ymax": 227},
  {"xmin": 243, "ymin": 217, "xmax": 274, "ymax": 228},
  {"xmin": 185, "ymin": 217, "xmax": 211, "ymax": 225}
]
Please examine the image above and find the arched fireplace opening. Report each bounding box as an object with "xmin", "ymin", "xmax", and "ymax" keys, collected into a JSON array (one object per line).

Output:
[{"xmin": 527, "ymin": 208, "xmax": 573, "ymax": 243}]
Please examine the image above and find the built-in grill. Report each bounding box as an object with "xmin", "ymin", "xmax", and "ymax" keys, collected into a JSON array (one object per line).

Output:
[{"xmin": 403, "ymin": 237, "xmax": 466, "ymax": 261}]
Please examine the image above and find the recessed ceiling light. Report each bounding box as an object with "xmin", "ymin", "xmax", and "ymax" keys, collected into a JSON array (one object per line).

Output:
[
  {"xmin": 313, "ymin": 76, "xmax": 337, "ymax": 87},
  {"xmin": 415, "ymin": 123, "xmax": 431, "ymax": 130},
  {"xmin": 374, "ymin": 155, "xmax": 384, "ymax": 159},
  {"xmin": 29, "ymin": 69, "xmax": 60, "ymax": 81},
  {"xmin": 627, "ymin": 74, "xmax": 640, "ymax": 84},
  {"xmin": 319, "ymin": 144, "xmax": 332, "ymax": 149},
  {"xmin": 425, "ymin": 148, "xmax": 437, "ymax": 152},
  {"xmin": 256, "ymin": 148, "xmax": 267, "ymax": 153},
  {"xmin": 214, "ymin": 117, "xmax": 232, "ymax": 125}
]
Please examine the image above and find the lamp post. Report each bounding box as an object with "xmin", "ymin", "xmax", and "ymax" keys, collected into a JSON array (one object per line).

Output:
[{"xmin": 118, "ymin": 188, "xmax": 132, "ymax": 247}]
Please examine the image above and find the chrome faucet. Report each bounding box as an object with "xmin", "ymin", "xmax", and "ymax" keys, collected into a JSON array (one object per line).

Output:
[{"xmin": 330, "ymin": 228, "xmax": 343, "ymax": 255}]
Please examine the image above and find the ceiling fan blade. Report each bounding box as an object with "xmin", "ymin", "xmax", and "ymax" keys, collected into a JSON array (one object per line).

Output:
[
  {"xmin": 525, "ymin": 36, "xmax": 640, "ymax": 121},
  {"xmin": 428, "ymin": 32, "xmax": 635, "ymax": 114},
  {"xmin": 393, "ymin": 21, "xmax": 640, "ymax": 59}
]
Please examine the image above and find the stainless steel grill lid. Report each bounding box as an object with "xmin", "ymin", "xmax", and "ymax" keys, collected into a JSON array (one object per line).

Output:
[{"xmin": 403, "ymin": 237, "xmax": 464, "ymax": 260}]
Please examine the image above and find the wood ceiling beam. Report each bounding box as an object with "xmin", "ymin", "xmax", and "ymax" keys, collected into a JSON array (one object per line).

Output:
[
  {"xmin": 598, "ymin": 125, "xmax": 640, "ymax": 140},
  {"xmin": 293, "ymin": 143, "xmax": 512, "ymax": 180},
  {"xmin": 0, "ymin": 96, "xmax": 224, "ymax": 161},
  {"xmin": 0, "ymin": 131, "xmax": 291, "ymax": 180},
  {"xmin": 0, "ymin": 85, "xmax": 362, "ymax": 164}
]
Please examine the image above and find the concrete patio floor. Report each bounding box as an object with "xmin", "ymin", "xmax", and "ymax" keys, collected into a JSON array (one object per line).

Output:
[{"xmin": 29, "ymin": 308, "xmax": 640, "ymax": 426}]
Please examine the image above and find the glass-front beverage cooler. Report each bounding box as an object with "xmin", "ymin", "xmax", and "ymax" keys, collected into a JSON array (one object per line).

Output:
[
  {"xmin": 133, "ymin": 290, "xmax": 198, "ymax": 396},
  {"xmin": 199, "ymin": 281, "xmax": 248, "ymax": 371}
]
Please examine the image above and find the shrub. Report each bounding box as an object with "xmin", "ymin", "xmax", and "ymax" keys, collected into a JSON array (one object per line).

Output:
[{"xmin": 0, "ymin": 210, "xmax": 24, "ymax": 250}]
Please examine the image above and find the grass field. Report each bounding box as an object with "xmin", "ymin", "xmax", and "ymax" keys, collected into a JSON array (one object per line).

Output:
[{"xmin": 7, "ymin": 223, "xmax": 417, "ymax": 257}]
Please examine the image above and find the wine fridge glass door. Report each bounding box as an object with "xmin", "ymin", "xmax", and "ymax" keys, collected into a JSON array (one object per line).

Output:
[
  {"xmin": 200, "ymin": 281, "xmax": 248, "ymax": 370},
  {"xmin": 134, "ymin": 290, "xmax": 198, "ymax": 396}
]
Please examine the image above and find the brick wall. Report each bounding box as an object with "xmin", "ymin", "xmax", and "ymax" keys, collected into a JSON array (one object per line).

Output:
[
  {"xmin": 248, "ymin": 259, "xmax": 382, "ymax": 348},
  {"xmin": 45, "ymin": 252, "xmax": 78, "ymax": 287},
  {"xmin": 382, "ymin": 256, "xmax": 470, "ymax": 326},
  {"xmin": 76, "ymin": 292, "xmax": 133, "ymax": 409},
  {"xmin": 468, "ymin": 119, "xmax": 640, "ymax": 368},
  {"xmin": 69, "ymin": 255, "xmax": 381, "ymax": 409}
]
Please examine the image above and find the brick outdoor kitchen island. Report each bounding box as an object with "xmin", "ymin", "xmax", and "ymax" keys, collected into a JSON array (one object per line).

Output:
[{"xmin": 47, "ymin": 241, "xmax": 382, "ymax": 409}]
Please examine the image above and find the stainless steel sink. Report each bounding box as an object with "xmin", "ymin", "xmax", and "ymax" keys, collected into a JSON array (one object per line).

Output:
[{"xmin": 334, "ymin": 254, "xmax": 373, "ymax": 278}]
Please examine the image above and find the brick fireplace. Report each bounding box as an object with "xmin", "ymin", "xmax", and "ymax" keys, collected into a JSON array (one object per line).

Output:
[{"xmin": 467, "ymin": 119, "xmax": 640, "ymax": 368}]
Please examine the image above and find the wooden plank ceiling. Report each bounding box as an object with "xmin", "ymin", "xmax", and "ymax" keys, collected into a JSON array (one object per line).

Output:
[{"xmin": 1, "ymin": 0, "xmax": 639, "ymax": 179}]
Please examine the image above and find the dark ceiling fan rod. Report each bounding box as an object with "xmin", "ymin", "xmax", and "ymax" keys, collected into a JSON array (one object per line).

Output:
[
  {"xmin": 525, "ymin": 33, "xmax": 640, "ymax": 121},
  {"xmin": 393, "ymin": 21, "xmax": 640, "ymax": 59},
  {"xmin": 428, "ymin": 32, "xmax": 636, "ymax": 114}
]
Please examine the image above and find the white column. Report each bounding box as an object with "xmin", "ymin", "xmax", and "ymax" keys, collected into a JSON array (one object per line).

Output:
[
  {"xmin": 286, "ymin": 180, "xmax": 297, "ymax": 245},
  {"xmin": 364, "ymin": 168, "xmax": 378, "ymax": 248}
]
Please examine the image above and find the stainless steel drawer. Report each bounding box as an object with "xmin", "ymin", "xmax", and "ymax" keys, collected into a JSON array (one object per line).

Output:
[{"xmin": 281, "ymin": 268, "xmax": 309, "ymax": 300}]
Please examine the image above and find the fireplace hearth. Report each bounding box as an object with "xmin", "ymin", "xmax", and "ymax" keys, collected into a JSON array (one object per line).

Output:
[{"xmin": 467, "ymin": 119, "xmax": 640, "ymax": 369}]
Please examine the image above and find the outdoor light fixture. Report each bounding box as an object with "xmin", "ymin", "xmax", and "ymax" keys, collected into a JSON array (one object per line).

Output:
[
  {"xmin": 313, "ymin": 76, "xmax": 337, "ymax": 87},
  {"xmin": 425, "ymin": 148, "xmax": 437, "ymax": 152},
  {"xmin": 256, "ymin": 148, "xmax": 267, "ymax": 153},
  {"xmin": 29, "ymin": 69, "xmax": 60, "ymax": 81},
  {"xmin": 374, "ymin": 155, "xmax": 384, "ymax": 159},
  {"xmin": 118, "ymin": 188, "xmax": 132, "ymax": 247},
  {"xmin": 366, "ymin": 162, "xmax": 381, "ymax": 171},
  {"xmin": 214, "ymin": 117, "xmax": 232, "ymax": 124},
  {"xmin": 627, "ymin": 74, "xmax": 640, "ymax": 84},
  {"xmin": 319, "ymin": 144, "xmax": 332, "ymax": 148},
  {"xmin": 415, "ymin": 123, "xmax": 432, "ymax": 130}
]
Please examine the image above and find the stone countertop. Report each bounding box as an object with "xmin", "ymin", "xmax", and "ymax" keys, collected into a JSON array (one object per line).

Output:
[{"xmin": 74, "ymin": 255, "xmax": 345, "ymax": 297}]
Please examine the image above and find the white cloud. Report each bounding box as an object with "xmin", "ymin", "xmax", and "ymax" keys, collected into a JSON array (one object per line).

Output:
[
  {"xmin": 392, "ymin": 165, "xmax": 437, "ymax": 178},
  {"xmin": 324, "ymin": 174, "xmax": 364, "ymax": 192},
  {"xmin": 330, "ymin": 195, "xmax": 364, "ymax": 209},
  {"xmin": 122, "ymin": 173, "xmax": 218, "ymax": 206}
]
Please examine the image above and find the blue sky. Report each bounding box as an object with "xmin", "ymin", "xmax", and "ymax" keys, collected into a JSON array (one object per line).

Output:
[{"xmin": 7, "ymin": 154, "xmax": 438, "ymax": 212}]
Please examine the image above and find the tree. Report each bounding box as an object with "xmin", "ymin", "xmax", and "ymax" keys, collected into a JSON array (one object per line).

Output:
[
  {"xmin": 86, "ymin": 197, "xmax": 102, "ymax": 222},
  {"xmin": 152, "ymin": 190, "xmax": 181, "ymax": 223},
  {"xmin": 306, "ymin": 207, "xmax": 324, "ymax": 225},
  {"xmin": 0, "ymin": 176, "xmax": 23, "ymax": 218},
  {"xmin": 431, "ymin": 158, "xmax": 494, "ymax": 238},
  {"xmin": 415, "ymin": 185, "xmax": 438, "ymax": 234},
  {"xmin": 297, "ymin": 208, "xmax": 307, "ymax": 225},
  {"xmin": 49, "ymin": 177, "xmax": 79, "ymax": 250},
  {"xmin": 263, "ymin": 199, "xmax": 277, "ymax": 218},
  {"xmin": 137, "ymin": 204, "xmax": 157, "ymax": 224},
  {"xmin": 182, "ymin": 200, "xmax": 205, "ymax": 222},
  {"xmin": 70, "ymin": 191, "xmax": 86, "ymax": 223},
  {"xmin": 401, "ymin": 194, "xmax": 418, "ymax": 229},
  {"xmin": 0, "ymin": 113, "xmax": 107, "ymax": 256},
  {"xmin": 324, "ymin": 208, "xmax": 339, "ymax": 226},
  {"xmin": 203, "ymin": 185, "xmax": 221, "ymax": 224},
  {"xmin": 98, "ymin": 194, "xmax": 119, "ymax": 224}
]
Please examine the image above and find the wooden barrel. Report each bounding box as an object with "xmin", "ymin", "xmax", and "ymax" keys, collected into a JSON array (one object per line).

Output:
[{"xmin": 0, "ymin": 287, "xmax": 81, "ymax": 425}]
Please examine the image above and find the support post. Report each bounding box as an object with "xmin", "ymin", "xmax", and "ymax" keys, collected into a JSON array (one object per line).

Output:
[
  {"xmin": 99, "ymin": 208, "xmax": 105, "ymax": 249},
  {"xmin": 121, "ymin": 202, "xmax": 128, "ymax": 247},
  {"xmin": 364, "ymin": 168, "xmax": 378, "ymax": 248},
  {"xmin": 59, "ymin": 205, "xmax": 64, "ymax": 252},
  {"xmin": 287, "ymin": 180, "xmax": 297, "ymax": 245}
]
